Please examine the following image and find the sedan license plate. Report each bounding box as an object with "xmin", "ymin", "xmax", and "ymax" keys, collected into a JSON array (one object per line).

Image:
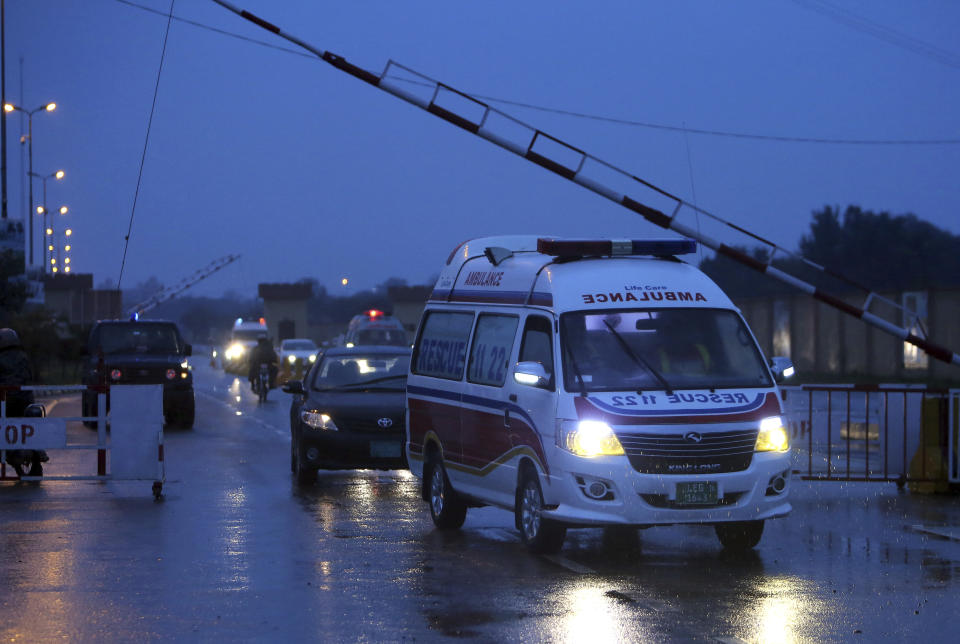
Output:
[
  {"xmin": 370, "ymin": 441, "xmax": 400, "ymax": 458},
  {"xmin": 676, "ymin": 481, "xmax": 718, "ymax": 505}
]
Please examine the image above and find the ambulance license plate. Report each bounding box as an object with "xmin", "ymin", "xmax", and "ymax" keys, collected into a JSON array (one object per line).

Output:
[
  {"xmin": 370, "ymin": 441, "xmax": 400, "ymax": 458},
  {"xmin": 676, "ymin": 481, "xmax": 718, "ymax": 505}
]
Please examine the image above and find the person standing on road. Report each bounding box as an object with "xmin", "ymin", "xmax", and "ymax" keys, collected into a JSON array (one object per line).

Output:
[{"xmin": 0, "ymin": 328, "xmax": 47, "ymax": 476}]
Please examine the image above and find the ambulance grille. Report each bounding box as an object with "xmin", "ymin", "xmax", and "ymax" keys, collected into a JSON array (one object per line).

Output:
[{"xmin": 616, "ymin": 428, "xmax": 758, "ymax": 475}]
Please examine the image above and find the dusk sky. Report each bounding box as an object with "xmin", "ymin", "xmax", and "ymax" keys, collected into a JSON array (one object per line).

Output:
[{"xmin": 3, "ymin": 0, "xmax": 958, "ymax": 298}]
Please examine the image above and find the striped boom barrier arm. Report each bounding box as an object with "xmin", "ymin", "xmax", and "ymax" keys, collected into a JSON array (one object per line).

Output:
[{"xmin": 210, "ymin": 0, "xmax": 960, "ymax": 368}]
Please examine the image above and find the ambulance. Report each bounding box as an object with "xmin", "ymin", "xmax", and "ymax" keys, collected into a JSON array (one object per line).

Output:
[{"xmin": 406, "ymin": 236, "xmax": 793, "ymax": 553}]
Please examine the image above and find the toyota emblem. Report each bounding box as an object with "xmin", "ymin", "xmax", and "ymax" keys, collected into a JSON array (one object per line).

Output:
[
  {"xmin": 377, "ymin": 417, "xmax": 394, "ymax": 428},
  {"xmin": 683, "ymin": 431, "xmax": 703, "ymax": 443}
]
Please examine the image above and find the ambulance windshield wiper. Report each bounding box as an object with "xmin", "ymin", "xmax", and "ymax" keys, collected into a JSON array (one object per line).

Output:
[
  {"xmin": 602, "ymin": 319, "xmax": 674, "ymax": 395},
  {"xmin": 562, "ymin": 336, "xmax": 589, "ymax": 398}
]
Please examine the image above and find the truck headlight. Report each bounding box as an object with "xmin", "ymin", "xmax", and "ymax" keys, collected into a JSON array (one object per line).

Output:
[
  {"xmin": 756, "ymin": 416, "xmax": 789, "ymax": 452},
  {"xmin": 301, "ymin": 410, "xmax": 337, "ymax": 431},
  {"xmin": 558, "ymin": 420, "xmax": 624, "ymax": 457}
]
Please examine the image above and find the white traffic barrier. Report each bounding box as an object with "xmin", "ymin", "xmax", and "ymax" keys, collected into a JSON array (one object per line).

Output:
[{"xmin": 0, "ymin": 384, "xmax": 165, "ymax": 499}]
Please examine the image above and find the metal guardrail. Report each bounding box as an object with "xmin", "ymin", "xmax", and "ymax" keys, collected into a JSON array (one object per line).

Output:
[{"xmin": 781, "ymin": 384, "xmax": 953, "ymax": 485}]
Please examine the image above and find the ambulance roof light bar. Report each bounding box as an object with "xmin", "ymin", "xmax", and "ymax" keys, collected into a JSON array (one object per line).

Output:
[
  {"xmin": 366, "ymin": 309, "xmax": 384, "ymax": 319},
  {"xmin": 538, "ymin": 238, "xmax": 696, "ymax": 258}
]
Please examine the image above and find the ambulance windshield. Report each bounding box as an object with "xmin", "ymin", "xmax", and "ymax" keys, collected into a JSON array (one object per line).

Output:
[{"xmin": 560, "ymin": 308, "xmax": 772, "ymax": 392}]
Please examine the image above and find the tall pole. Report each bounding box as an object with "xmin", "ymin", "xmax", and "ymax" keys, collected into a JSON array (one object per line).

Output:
[
  {"xmin": 40, "ymin": 178, "xmax": 46, "ymax": 271},
  {"xmin": 26, "ymin": 113, "xmax": 33, "ymax": 265},
  {"xmin": 1, "ymin": 0, "xmax": 7, "ymax": 220}
]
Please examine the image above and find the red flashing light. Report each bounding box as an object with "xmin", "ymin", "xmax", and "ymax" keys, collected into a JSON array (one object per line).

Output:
[
  {"xmin": 366, "ymin": 309, "xmax": 384, "ymax": 319},
  {"xmin": 259, "ymin": 317, "xmax": 266, "ymax": 325}
]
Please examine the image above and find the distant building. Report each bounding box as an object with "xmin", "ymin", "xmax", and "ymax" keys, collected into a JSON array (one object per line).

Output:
[
  {"xmin": 258, "ymin": 282, "xmax": 313, "ymax": 343},
  {"xmin": 42, "ymin": 273, "xmax": 122, "ymax": 325}
]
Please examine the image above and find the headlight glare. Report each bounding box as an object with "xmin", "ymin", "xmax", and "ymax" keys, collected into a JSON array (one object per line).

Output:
[
  {"xmin": 301, "ymin": 410, "xmax": 337, "ymax": 431},
  {"xmin": 559, "ymin": 420, "xmax": 624, "ymax": 457},
  {"xmin": 756, "ymin": 416, "xmax": 789, "ymax": 452},
  {"xmin": 287, "ymin": 355, "xmax": 297, "ymax": 364}
]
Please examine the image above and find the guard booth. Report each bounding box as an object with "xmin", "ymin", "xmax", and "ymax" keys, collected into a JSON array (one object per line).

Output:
[{"xmin": 1, "ymin": 384, "xmax": 166, "ymax": 499}]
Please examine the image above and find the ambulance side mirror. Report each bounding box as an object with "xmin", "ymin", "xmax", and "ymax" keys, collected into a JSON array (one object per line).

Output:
[
  {"xmin": 769, "ymin": 356, "xmax": 795, "ymax": 383},
  {"xmin": 514, "ymin": 361, "xmax": 550, "ymax": 388}
]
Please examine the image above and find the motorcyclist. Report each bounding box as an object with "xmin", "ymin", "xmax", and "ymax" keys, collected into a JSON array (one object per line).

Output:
[
  {"xmin": 247, "ymin": 336, "xmax": 278, "ymax": 392},
  {"xmin": 0, "ymin": 328, "xmax": 47, "ymax": 477}
]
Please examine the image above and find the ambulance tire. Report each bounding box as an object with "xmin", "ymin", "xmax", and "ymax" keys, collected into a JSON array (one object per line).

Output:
[
  {"xmin": 517, "ymin": 469, "xmax": 566, "ymax": 554},
  {"xmin": 427, "ymin": 457, "xmax": 467, "ymax": 530},
  {"xmin": 714, "ymin": 520, "xmax": 764, "ymax": 551}
]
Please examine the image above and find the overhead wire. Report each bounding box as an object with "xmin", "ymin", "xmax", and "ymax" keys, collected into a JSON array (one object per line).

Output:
[
  {"xmin": 111, "ymin": 0, "xmax": 960, "ymax": 146},
  {"xmin": 117, "ymin": 0, "xmax": 176, "ymax": 290},
  {"xmin": 790, "ymin": 0, "xmax": 960, "ymax": 71}
]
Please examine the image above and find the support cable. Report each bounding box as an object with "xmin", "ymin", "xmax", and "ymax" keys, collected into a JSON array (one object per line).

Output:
[{"xmin": 118, "ymin": 0, "xmax": 175, "ymax": 289}]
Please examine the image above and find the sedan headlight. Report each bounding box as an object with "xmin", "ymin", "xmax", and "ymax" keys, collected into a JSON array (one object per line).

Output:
[
  {"xmin": 557, "ymin": 420, "xmax": 624, "ymax": 457},
  {"xmin": 756, "ymin": 416, "xmax": 789, "ymax": 452},
  {"xmin": 301, "ymin": 410, "xmax": 337, "ymax": 431}
]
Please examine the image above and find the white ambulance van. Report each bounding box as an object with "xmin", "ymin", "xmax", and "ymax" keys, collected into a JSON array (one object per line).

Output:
[{"xmin": 406, "ymin": 236, "xmax": 793, "ymax": 553}]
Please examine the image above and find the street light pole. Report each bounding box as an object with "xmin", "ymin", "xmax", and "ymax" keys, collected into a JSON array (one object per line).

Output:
[
  {"xmin": 4, "ymin": 101, "xmax": 56, "ymax": 268},
  {"xmin": 30, "ymin": 169, "xmax": 63, "ymax": 274}
]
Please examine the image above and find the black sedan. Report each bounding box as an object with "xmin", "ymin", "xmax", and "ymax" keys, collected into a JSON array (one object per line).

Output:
[{"xmin": 283, "ymin": 346, "xmax": 410, "ymax": 484}]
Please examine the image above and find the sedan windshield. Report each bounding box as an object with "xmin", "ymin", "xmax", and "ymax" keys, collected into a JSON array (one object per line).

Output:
[
  {"xmin": 283, "ymin": 340, "xmax": 317, "ymax": 351},
  {"xmin": 560, "ymin": 308, "xmax": 772, "ymax": 392},
  {"xmin": 312, "ymin": 353, "xmax": 410, "ymax": 391}
]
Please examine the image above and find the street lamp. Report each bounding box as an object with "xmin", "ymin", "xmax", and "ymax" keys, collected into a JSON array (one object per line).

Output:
[
  {"xmin": 29, "ymin": 168, "xmax": 65, "ymax": 271},
  {"xmin": 4, "ymin": 101, "xmax": 57, "ymax": 267}
]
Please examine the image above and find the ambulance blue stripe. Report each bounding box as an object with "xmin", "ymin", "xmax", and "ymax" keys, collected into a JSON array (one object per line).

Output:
[
  {"xmin": 586, "ymin": 393, "xmax": 766, "ymax": 416},
  {"xmin": 427, "ymin": 289, "xmax": 553, "ymax": 306},
  {"xmin": 407, "ymin": 384, "xmax": 539, "ymax": 431}
]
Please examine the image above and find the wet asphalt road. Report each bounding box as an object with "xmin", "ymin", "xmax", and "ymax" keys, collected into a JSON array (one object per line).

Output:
[{"xmin": 2, "ymin": 359, "xmax": 959, "ymax": 642}]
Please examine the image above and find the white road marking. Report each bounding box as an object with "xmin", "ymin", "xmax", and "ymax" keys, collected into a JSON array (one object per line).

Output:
[{"xmin": 196, "ymin": 390, "xmax": 287, "ymax": 437}]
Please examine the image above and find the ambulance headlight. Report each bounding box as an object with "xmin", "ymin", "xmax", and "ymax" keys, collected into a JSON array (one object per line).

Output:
[
  {"xmin": 288, "ymin": 355, "xmax": 297, "ymax": 364},
  {"xmin": 225, "ymin": 343, "xmax": 245, "ymax": 361},
  {"xmin": 309, "ymin": 354, "xmax": 317, "ymax": 363},
  {"xmin": 558, "ymin": 420, "xmax": 624, "ymax": 458},
  {"xmin": 756, "ymin": 416, "xmax": 789, "ymax": 452}
]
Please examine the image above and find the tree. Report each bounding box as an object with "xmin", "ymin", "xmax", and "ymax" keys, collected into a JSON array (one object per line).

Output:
[
  {"xmin": 700, "ymin": 205, "xmax": 960, "ymax": 296},
  {"xmin": 799, "ymin": 205, "xmax": 960, "ymax": 291}
]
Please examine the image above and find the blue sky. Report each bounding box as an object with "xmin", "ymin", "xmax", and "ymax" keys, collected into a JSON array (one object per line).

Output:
[{"xmin": 3, "ymin": 0, "xmax": 958, "ymax": 297}]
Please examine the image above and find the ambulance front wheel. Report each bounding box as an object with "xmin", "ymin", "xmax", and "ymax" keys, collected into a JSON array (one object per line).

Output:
[
  {"xmin": 427, "ymin": 457, "xmax": 467, "ymax": 530},
  {"xmin": 517, "ymin": 469, "xmax": 566, "ymax": 554},
  {"xmin": 714, "ymin": 520, "xmax": 764, "ymax": 551}
]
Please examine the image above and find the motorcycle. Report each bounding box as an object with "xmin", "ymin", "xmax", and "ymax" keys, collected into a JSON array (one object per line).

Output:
[
  {"xmin": 2, "ymin": 403, "xmax": 49, "ymax": 478},
  {"xmin": 253, "ymin": 363, "xmax": 271, "ymax": 403}
]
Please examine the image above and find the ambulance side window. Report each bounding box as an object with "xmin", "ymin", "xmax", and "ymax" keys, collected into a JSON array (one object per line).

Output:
[
  {"xmin": 412, "ymin": 311, "xmax": 474, "ymax": 380},
  {"xmin": 519, "ymin": 315, "xmax": 554, "ymax": 390},
  {"xmin": 467, "ymin": 314, "xmax": 519, "ymax": 387}
]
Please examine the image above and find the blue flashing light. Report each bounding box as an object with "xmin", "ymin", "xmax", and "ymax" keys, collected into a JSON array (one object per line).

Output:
[{"xmin": 130, "ymin": 312, "xmax": 140, "ymax": 322}]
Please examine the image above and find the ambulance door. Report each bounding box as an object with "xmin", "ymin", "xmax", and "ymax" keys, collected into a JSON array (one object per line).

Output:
[
  {"xmin": 407, "ymin": 310, "xmax": 474, "ymax": 470},
  {"xmin": 512, "ymin": 314, "xmax": 558, "ymax": 486},
  {"xmin": 458, "ymin": 312, "xmax": 521, "ymax": 505}
]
